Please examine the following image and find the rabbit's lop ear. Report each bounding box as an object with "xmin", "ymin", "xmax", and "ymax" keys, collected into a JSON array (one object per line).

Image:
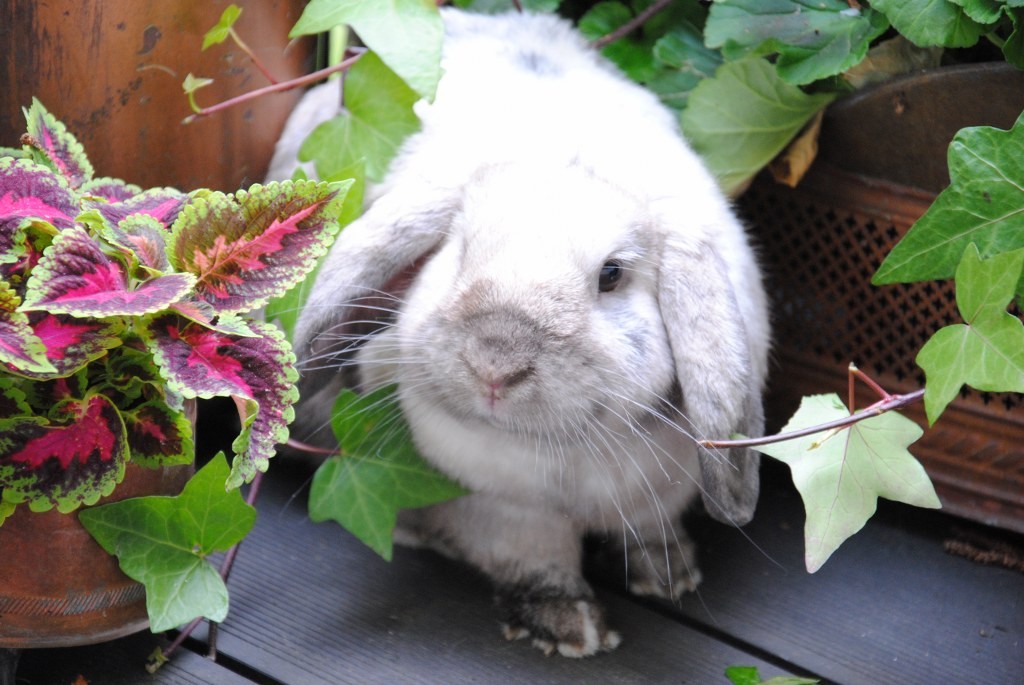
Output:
[
  {"xmin": 659, "ymin": 238, "xmax": 763, "ymax": 526},
  {"xmin": 292, "ymin": 185, "xmax": 457, "ymax": 434}
]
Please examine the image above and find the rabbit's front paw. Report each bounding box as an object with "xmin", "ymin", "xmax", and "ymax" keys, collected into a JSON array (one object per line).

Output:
[
  {"xmin": 497, "ymin": 585, "xmax": 621, "ymax": 657},
  {"xmin": 625, "ymin": 532, "xmax": 703, "ymax": 601}
]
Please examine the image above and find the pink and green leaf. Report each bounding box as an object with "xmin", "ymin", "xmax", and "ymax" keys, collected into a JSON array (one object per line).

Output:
[
  {"xmin": 0, "ymin": 281, "xmax": 57, "ymax": 375},
  {"xmin": 146, "ymin": 316, "xmax": 298, "ymax": 487},
  {"xmin": 101, "ymin": 214, "xmax": 173, "ymax": 273},
  {"xmin": 0, "ymin": 374, "xmax": 33, "ymax": 418},
  {"xmin": 18, "ymin": 312, "xmax": 122, "ymax": 380},
  {"xmin": 0, "ymin": 393, "xmax": 128, "ymax": 513},
  {"xmin": 169, "ymin": 180, "xmax": 347, "ymax": 314},
  {"xmin": 79, "ymin": 177, "xmax": 143, "ymax": 203},
  {"xmin": 22, "ymin": 98, "xmax": 94, "ymax": 189},
  {"xmin": 122, "ymin": 399, "xmax": 194, "ymax": 468},
  {"xmin": 18, "ymin": 368, "xmax": 89, "ymax": 414},
  {"xmin": 22, "ymin": 224, "xmax": 195, "ymax": 318},
  {"xmin": 0, "ymin": 157, "xmax": 78, "ymax": 264},
  {"xmin": 84, "ymin": 187, "xmax": 187, "ymax": 231},
  {"xmin": 0, "ymin": 497, "xmax": 16, "ymax": 525}
]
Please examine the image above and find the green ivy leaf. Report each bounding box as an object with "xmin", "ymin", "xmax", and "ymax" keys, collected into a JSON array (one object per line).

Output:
[
  {"xmin": 725, "ymin": 667, "xmax": 763, "ymax": 685},
  {"xmin": 182, "ymin": 73, "xmax": 215, "ymax": 115},
  {"xmin": 1005, "ymin": 8, "xmax": 1024, "ymax": 69},
  {"xmin": 754, "ymin": 394, "xmax": 939, "ymax": 573},
  {"xmin": 578, "ymin": 2, "xmax": 658, "ymax": 82},
  {"xmin": 871, "ymin": 0, "xmax": 986, "ymax": 47},
  {"xmin": 725, "ymin": 665, "xmax": 820, "ymax": 685},
  {"xmin": 681, "ymin": 57, "xmax": 836, "ymax": 195},
  {"xmin": 704, "ymin": 0, "xmax": 889, "ymax": 85},
  {"xmin": 308, "ymin": 387, "xmax": 469, "ymax": 561},
  {"xmin": 453, "ymin": 0, "xmax": 561, "ymax": 11},
  {"xmin": 916, "ymin": 245, "xmax": 1024, "ymax": 424},
  {"xmin": 873, "ymin": 112, "xmax": 1024, "ymax": 288},
  {"xmin": 655, "ymin": 23, "xmax": 720, "ymax": 74},
  {"xmin": 646, "ymin": 25, "xmax": 723, "ymax": 110},
  {"xmin": 202, "ymin": 4, "xmax": 242, "ymax": 51},
  {"xmin": 181, "ymin": 73, "xmax": 214, "ymax": 96},
  {"xmin": 79, "ymin": 453, "xmax": 256, "ymax": 632},
  {"xmin": 289, "ymin": 0, "xmax": 443, "ymax": 100},
  {"xmin": 299, "ymin": 53, "xmax": 420, "ymax": 183},
  {"xmin": 953, "ymin": 0, "xmax": 1008, "ymax": 25}
]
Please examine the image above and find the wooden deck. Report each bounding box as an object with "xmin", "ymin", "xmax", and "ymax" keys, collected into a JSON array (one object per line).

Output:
[{"xmin": 13, "ymin": 460, "xmax": 1023, "ymax": 685}]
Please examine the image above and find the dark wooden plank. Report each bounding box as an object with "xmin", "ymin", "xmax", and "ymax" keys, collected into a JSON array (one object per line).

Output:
[
  {"xmin": 208, "ymin": 463, "xmax": 804, "ymax": 684},
  {"xmin": 661, "ymin": 463, "xmax": 1024, "ymax": 684},
  {"xmin": 12, "ymin": 631, "xmax": 258, "ymax": 685}
]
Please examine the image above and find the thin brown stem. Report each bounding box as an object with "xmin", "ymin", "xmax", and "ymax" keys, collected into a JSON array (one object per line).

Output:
[
  {"xmin": 850, "ymin": 364, "xmax": 892, "ymax": 402},
  {"xmin": 701, "ymin": 389, "xmax": 926, "ymax": 450},
  {"xmin": 287, "ymin": 437, "xmax": 344, "ymax": 458},
  {"xmin": 229, "ymin": 28, "xmax": 278, "ymax": 84},
  {"xmin": 592, "ymin": 0, "xmax": 672, "ymax": 49},
  {"xmin": 848, "ymin": 364, "xmax": 857, "ymax": 415},
  {"xmin": 184, "ymin": 49, "xmax": 366, "ymax": 123}
]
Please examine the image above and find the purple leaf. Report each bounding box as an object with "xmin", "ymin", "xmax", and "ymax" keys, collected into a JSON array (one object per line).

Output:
[
  {"xmin": 102, "ymin": 214, "xmax": 173, "ymax": 272},
  {"xmin": 122, "ymin": 399, "xmax": 194, "ymax": 468},
  {"xmin": 146, "ymin": 316, "xmax": 298, "ymax": 486},
  {"xmin": 22, "ymin": 98, "xmax": 94, "ymax": 188},
  {"xmin": 84, "ymin": 187, "xmax": 187, "ymax": 230},
  {"xmin": 16, "ymin": 312, "xmax": 122, "ymax": 380},
  {"xmin": 169, "ymin": 180, "xmax": 346, "ymax": 314},
  {"xmin": 0, "ymin": 393, "xmax": 127, "ymax": 513},
  {"xmin": 0, "ymin": 158, "xmax": 78, "ymax": 267},
  {"xmin": 80, "ymin": 177, "xmax": 143, "ymax": 203},
  {"xmin": 0, "ymin": 281, "xmax": 56, "ymax": 375},
  {"xmin": 22, "ymin": 224, "xmax": 196, "ymax": 318}
]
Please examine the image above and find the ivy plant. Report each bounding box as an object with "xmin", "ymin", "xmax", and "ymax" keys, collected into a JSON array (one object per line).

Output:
[
  {"xmin": 79, "ymin": 453, "xmax": 256, "ymax": 632},
  {"xmin": 188, "ymin": 1, "xmax": 1023, "ymax": 576}
]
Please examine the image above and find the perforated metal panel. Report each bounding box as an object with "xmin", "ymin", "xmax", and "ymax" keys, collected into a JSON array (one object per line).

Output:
[{"xmin": 739, "ymin": 164, "xmax": 1024, "ymax": 531}]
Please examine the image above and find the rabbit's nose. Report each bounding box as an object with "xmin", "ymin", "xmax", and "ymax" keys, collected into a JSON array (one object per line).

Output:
[{"xmin": 458, "ymin": 309, "xmax": 542, "ymax": 405}]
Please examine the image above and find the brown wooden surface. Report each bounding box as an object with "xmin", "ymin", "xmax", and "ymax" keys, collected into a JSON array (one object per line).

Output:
[
  {"xmin": 0, "ymin": 0, "xmax": 313, "ymax": 192},
  {"xmin": 13, "ymin": 460, "xmax": 1023, "ymax": 685}
]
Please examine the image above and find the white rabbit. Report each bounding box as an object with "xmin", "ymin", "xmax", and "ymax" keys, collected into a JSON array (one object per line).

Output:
[{"xmin": 272, "ymin": 9, "xmax": 770, "ymax": 658}]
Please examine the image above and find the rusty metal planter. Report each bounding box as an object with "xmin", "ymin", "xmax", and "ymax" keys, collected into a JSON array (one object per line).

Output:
[{"xmin": 0, "ymin": 463, "xmax": 193, "ymax": 648}]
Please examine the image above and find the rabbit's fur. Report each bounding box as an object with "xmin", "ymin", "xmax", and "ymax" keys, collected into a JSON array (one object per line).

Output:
[{"xmin": 271, "ymin": 9, "xmax": 770, "ymax": 658}]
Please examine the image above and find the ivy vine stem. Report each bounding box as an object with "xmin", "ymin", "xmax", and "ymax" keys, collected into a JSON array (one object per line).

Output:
[
  {"xmin": 287, "ymin": 436, "xmax": 344, "ymax": 457},
  {"xmin": 701, "ymin": 382, "xmax": 926, "ymax": 450},
  {"xmin": 592, "ymin": 0, "xmax": 672, "ymax": 49},
  {"xmin": 183, "ymin": 49, "xmax": 366, "ymax": 123},
  {"xmin": 228, "ymin": 26, "xmax": 279, "ymax": 85}
]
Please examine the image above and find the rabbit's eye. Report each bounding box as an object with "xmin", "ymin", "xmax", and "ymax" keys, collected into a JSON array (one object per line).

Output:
[{"xmin": 598, "ymin": 260, "xmax": 623, "ymax": 292}]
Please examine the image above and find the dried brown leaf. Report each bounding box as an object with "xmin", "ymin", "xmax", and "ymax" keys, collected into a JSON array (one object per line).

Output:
[{"xmin": 769, "ymin": 109, "xmax": 825, "ymax": 188}]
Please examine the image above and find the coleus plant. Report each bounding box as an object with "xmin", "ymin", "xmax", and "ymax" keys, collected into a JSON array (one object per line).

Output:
[{"xmin": 0, "ymin": 99, "xmax": 347, "ymax": 525}]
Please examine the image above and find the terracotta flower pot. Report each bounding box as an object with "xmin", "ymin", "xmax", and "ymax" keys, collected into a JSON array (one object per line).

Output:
[{"xmin": 0, "ymin": 463, "xmax": 194, "ymax": 649}]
